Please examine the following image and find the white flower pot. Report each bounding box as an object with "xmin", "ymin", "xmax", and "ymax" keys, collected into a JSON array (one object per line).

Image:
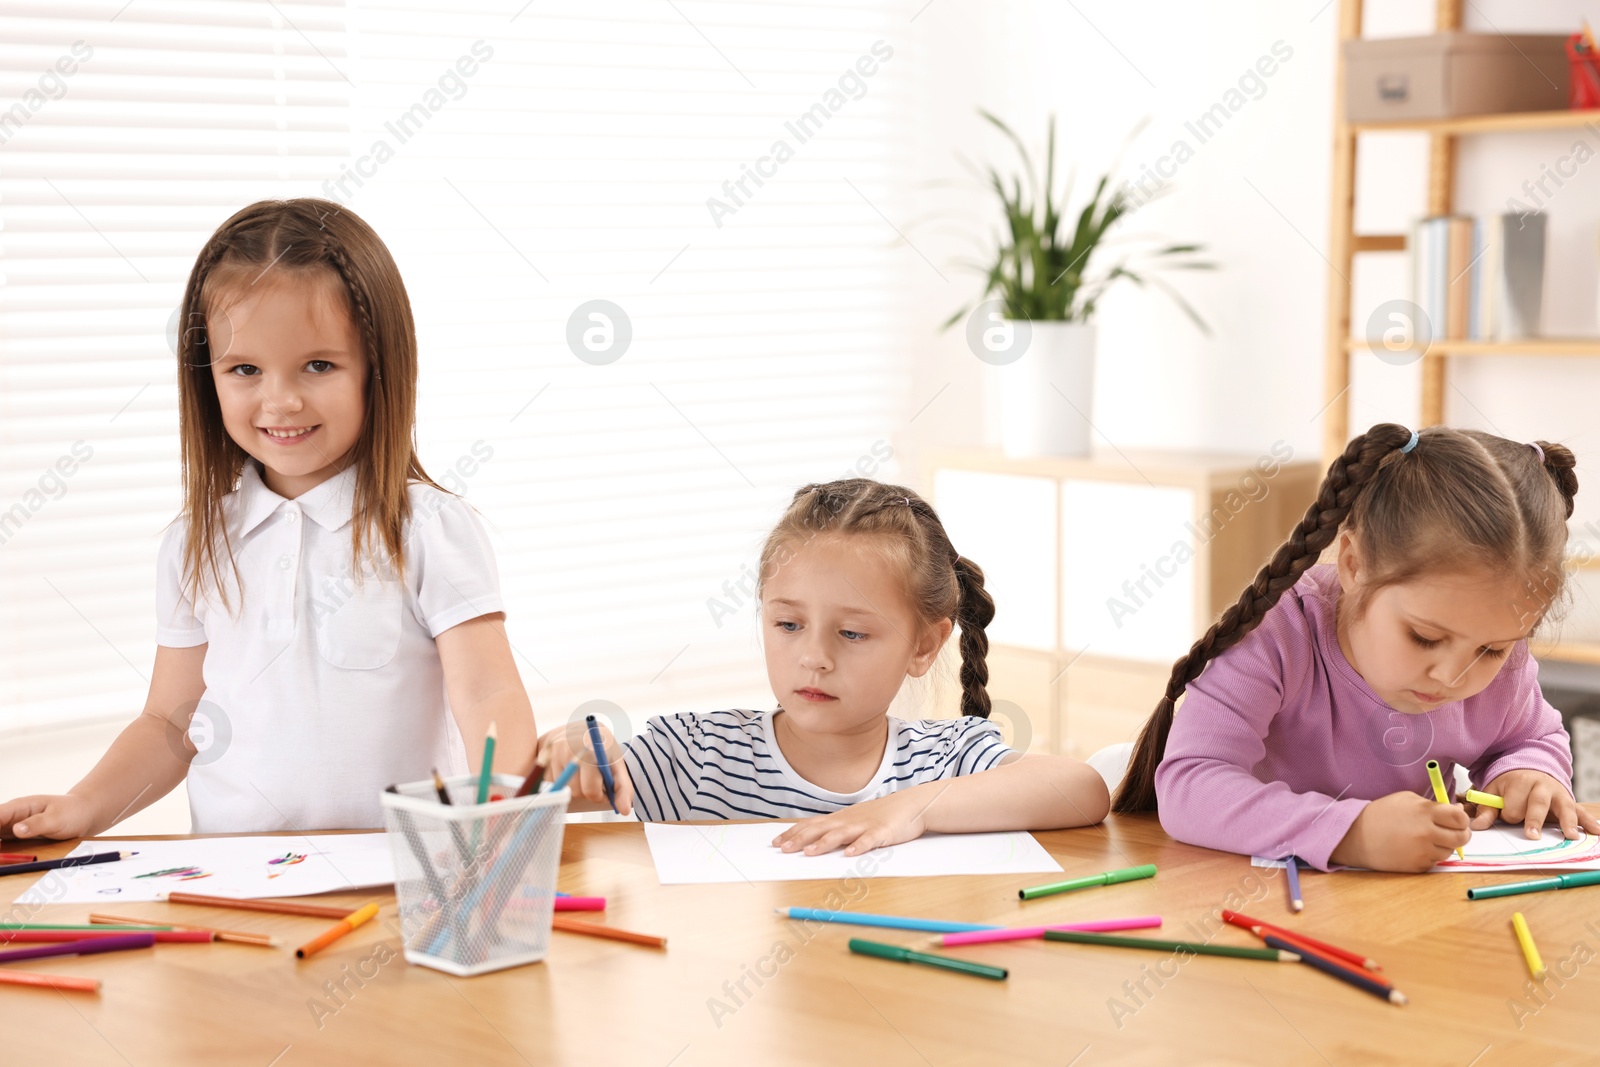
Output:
[{"xmin": 997, "ymin": 321, "xmax": 1097, "ymax": 458}]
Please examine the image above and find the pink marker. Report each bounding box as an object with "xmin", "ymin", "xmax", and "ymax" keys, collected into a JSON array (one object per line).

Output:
[{"xmin": 936, "ymin": 916, "xmax": 1162, "ymax": 947}]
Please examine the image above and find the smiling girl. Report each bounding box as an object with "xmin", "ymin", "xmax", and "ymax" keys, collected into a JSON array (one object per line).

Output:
[
  {"xmin": 1114, "ymin": 424, "xmax": 1600, "ymax": 872},
  {"xmin": 0, "ymin": 199, "xmax": 535, "ymax": 838},
  {"xmin": 534, "ymin": 479, "xmax": 1109, "ymax": 855}
]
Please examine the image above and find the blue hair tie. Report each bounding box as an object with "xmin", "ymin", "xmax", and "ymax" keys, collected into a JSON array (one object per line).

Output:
[{"xmin": 1400, "ymin": 429, "xmax": 1419, "ymax": 454}]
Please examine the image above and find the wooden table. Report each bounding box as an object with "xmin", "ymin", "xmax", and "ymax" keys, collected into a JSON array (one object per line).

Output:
[{"xmin": 3, "ymin": 815, "xmax": 1598, "ymax": 1066}]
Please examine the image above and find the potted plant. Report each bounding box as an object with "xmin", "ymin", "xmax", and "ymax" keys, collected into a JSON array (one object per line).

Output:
[{"xmin": 947, "ymin": 111, "xmax": 1214, "ymax": 457}]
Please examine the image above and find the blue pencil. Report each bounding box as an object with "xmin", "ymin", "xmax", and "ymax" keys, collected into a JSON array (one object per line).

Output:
[
  {"xmin": 777, "ymin": 907, "xmax": 995, "ymax": 934},
  {"xmin": 548, "ymin": 758, "xmax": 580, "ymax": 793},
  {"xmin": 1284, "ymin": 855, "xmax": 1304, "ymax": 913},
  {"xmin": 585, "ymin": 715, "xmax": 617, "ymax": 813}
]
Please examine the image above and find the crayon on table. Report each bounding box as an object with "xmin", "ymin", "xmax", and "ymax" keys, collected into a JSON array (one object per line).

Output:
[
  {"xmin": 848, "ymin": 938, "xmax": 1007, "ymax": 981},
  {"xmin": 296, "ymin": 903, "xmax": 381, "ymax": 960},
  {"xmin": 1018, "ymin": 864, "xmax": 1157, "ymax": 901},
  {"xmin": 1263, "ymin": 935, "xmax": 1407, "ymax": 1005},
  {"xmin": 1426, "ymin": 760, "xmax": 1465, "ymax": 860},
  {"xmin": 1511, "ymin": 912, "xmax": 1545, "ymax": 978}
]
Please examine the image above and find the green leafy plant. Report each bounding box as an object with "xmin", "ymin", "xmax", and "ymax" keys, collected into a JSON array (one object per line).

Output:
[{"xmin": 944, "ymin": 111, "xmax": 1215, "ymax": 330}]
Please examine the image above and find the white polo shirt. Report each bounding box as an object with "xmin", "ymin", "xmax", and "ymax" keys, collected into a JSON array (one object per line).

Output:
[{"xmin": 156, "ymin": 461, "xmax": 504, "ymax": 833}]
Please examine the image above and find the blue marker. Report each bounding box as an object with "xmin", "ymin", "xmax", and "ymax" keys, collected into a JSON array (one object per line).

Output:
[
  {"xmin": 548, "ymin": 758, "xmax": 580, "ymax": 793},
  {"xmin": 585, "ymin": 714, "xmax": 617, "ymax": 813}
]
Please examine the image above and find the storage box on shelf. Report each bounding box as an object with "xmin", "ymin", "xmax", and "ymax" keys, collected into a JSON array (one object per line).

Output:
[{"xmin": 924, "ymin": 448, "xmax": 1319, "ymax": 759}]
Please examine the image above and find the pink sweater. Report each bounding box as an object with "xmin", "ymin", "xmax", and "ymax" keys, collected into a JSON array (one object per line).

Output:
[{"xmin": 1155, "ymin": 565, "xmax": 1574, "ymax": 870}]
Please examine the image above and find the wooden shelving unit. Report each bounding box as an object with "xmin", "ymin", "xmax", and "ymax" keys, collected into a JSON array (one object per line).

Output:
[{"xmin": 1322, "ymin": 0, "xmax": 1600, "ymax": 665}]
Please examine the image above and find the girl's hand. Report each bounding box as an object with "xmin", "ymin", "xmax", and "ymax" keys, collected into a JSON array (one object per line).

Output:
[
  {"xmin": 530, "ymin": 721, "xmax": 634, "ymax": 816},
  {"xmin": 773, "ymin": 792, "xmax": 928, "ymax": 857},
  {"xmin": 1330, "ymin": 791, "xmax": 1471, "ymax": 872},
  {"xmin": 0, "ymin": 794, "xmax": 99, "ymax": 841},
  {"xmin": 1470, "ymin": 769, "xmax": 1600, "ymax": 840}
]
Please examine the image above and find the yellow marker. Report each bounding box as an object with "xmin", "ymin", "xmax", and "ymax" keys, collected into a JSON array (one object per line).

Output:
[
  {"xmin": 1464, "ymin": 789, "xmax": 1504, "ymax": 810},
  {"xmin": 1426, "ymin": 760, "xmax": 1465, "ymax": 860},
  {"xmin": 1511, "ymin": 912, "xmax": 1545, "ymax": 978}
]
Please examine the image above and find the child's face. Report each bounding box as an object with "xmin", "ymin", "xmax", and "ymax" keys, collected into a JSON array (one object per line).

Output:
[
  {"xmin": 760, "ymin": 536, "xmax": 950, "ymax": 737},
  {"xmin": 207, "ymin": 274, "xmax": 368, "ymax": 499},
  {"xmin": 1336, "ymin": 535, "xmax": 1539, "ymax": 714}
]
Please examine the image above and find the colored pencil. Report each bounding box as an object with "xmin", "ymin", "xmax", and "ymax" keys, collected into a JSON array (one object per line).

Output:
[
  {"xmin": 1221, "ymin": 910, "xmax": 1381, "ymax": 971},
  {"xmin": 1019, "ymin": 864, "xmax": 1157, "ymax": 901},
  {"xmin": 0, "ymin": 932, "xmax": 154, "ymax": 964},
  {"xmin": 476, "ymin": 722, "xmax": 497, "ymax": 805},
  {"xmin": 1263, "ymin": 934, "xmax": 1407, "ymax": 1005},
  {"xmin": 1284, "ymin": 855, "xmax": 1304, "ymax": 912},
  {"xmin": 1468, "ymin": 870, "xmax": 1600, "ymax": 900},
  {"xmin": 551, "ymin": 916, "xmax": 666, "ymax": 949},
  {"xmin": 1511, "ymin": 912, "xmax": 1545, "ymax": 978},
  {"xmin": 585, "ymin": 715, "xmax": 617, "ymax": 813},
  {"xmin": 554, "ymin": 896, "xmax": 606, "ymax": 911},
  {"xmin": 162, "ymin": 892, "xmax": 354, "ymax": 919},
  {"xmin": 1463, "ymin": 789, "xmax": 1503, "ymax": 809},
  {"xmin": 0, "ymin": 923, "xmax": 172, "ymax": 931},
  {"xmin": 777, "ymin": 907, "xmax": 991, "ymax": 934},
  {"xmin": 0, "ymin": 850, "xmax": 133, "ymax": 878},
  {"xmin": 432, "ymin": 767, "xmax": 454, "ymax": 806},
  {"xmin": 0, "ymin": 929, "xmax": 214, "ymax": 944},
  {"xmin": 549, "ymin": 759, "xmax": 580, "ymax": 793},
  {"xmin": 514, "ymin": 762, "xmax": 546, "ymax": 798},
  {"xmin": 0, "ymin": 970, "xmax": 100, "ymax": 993},
  {"xmin": 937, "ymin": 916, "xmax": 1163, "ymax": 947},
  {"xmin": 427, "ymin": 769, "xmax": 476, "ymax": 867},
  {"xmin": 89, "ymin": 913, "xmax": 279, "ymax": 948},
  {"xmin": 0, "ymin": 853, "xmax": 37, "ymax": 864},
  {"xmin": 849, "ymin": 938, "xmax": 1007, "ymax": 981},
  {"xmin": 1042, "ymin": 929, "xmax": 1298, "ymax": 961},
  {"xmin": 1426, "ymin": 760, "xmax": 1465, "ymax": 860},
  {"xmin": 295, "ymin": 902, "xmax": 381, "ymax": 960}
]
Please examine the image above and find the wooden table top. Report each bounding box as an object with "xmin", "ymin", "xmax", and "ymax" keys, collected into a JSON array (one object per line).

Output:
[{"xmin": 3, "ymin": 813, "xmax": 1598, "ymax": 1067}]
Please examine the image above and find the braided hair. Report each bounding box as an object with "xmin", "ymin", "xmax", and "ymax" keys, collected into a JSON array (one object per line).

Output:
[
  {"xmin": 757, "ymin": 479, "xmax": 996, "ymax": 718},
  {"xmin": 1112, "ymin": 423, "xmax": 1579, "ymax": 814},
  {"xmin": 175, "ymin": 198, "xmax": 434, "ymax": 610}
]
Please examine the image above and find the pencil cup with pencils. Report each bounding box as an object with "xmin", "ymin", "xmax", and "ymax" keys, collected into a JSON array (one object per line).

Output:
[{"xmin": 381, "ymin": 774, "xmax": 569, "ymax": 976}]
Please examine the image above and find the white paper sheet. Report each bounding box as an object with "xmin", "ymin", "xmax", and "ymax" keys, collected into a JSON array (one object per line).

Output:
[
  {"xmin": 1251, "ymin": 827, "xmax": 1600, "ymax": 873},
  {"xmin": 643, "ymin": 822, "xmax": 1063, "ymax": 885},
  {"xmin": 12, "ymin": 834, "xmax": 396, "ymax": 905}
]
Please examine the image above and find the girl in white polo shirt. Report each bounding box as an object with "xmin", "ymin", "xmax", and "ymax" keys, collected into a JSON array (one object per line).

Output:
[{"xmin": 0, "ymin": 199, "xmax": 536, "ymax": 837}]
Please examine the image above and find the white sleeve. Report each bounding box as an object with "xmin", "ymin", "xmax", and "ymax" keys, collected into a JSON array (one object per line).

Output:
[
  {"xmin": 407, "ymin": 492, "xmax": 506, "ymax": 638},
  {"xmin": 155, "ymin": 520, "xmax": 208, "ymax": 647}
]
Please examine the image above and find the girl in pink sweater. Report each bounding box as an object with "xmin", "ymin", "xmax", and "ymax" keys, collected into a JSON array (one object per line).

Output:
[{"xmin": 1114, "ymin": 423, "xmax": 1600, "ymax": 872}]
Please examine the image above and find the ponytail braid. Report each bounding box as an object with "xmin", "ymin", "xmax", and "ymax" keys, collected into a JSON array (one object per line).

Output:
[
  {"xmin": 952, "ymin": 556, "xmax": 995, "ymax": 719},
  {"xmin": 1111, "ymin": 423, "xmax": 1417, "ymax": 813}
]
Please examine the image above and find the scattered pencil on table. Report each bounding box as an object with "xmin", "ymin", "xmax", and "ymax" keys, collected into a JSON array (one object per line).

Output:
[
  {"xmin": 1425, "ymin": 760, "xmax": 1465, "ymax": 860},
  {"xmin": 1283, "ymin": 855, "xmax": 1304, "ymax": 913},
  {"xmin": 777, "ymin": 906, "xmax": 992, "ymax": 935},
  {"xmin": 0, "ymin": 851, "xmax": 135, "ymax": 878},
  {"xmin": 551, "ymin": 916, "xmax": 666, "ymax": 948},
  {"xmin": 1258, "ymin": 929, "xmax": 1391, "ymax": 987},
  {"xmin": 1468, "ymin": 870, "xmax": 1600, "ymax": 900},
  {"xmin": 0, "ymin": 932, "xmax": 155, "ymax": 965},
  {"xmin": 1463, "ymin": 789, "xmax": 1504, "ymax": 809},
  {"xmin": 1511, "ymin": 912, "xmax": 1545, "ymax": 979},
  {"xmin": 1262, "ymin": 934, "xmax": 1407, "ymax": 1006},
  {"xmin": 1043, "ymin": 929, "xmax": 1298, "ymax": 962},
  {"xmin": 0, "ymin": 923, "xmax": 172, "ymax": 932},
  {"xmin": 548, "ymin": 759, "xmax": 581, "ymax": 793},
  {"xmin": 477, "ymin": 722, "xmax": 497, "ymax": 805},
  {"xmin": 849, "ymin": 937, "xmax": 1007, "ymax": 980},
  {"xmin": 0, "ymin": 970, "xmax": 101, "ymax": 993},
  {"xmin": 160, "ymin": 891, "xmax": 355, "ymax": 920},
  {"xmin": 0, "ymin": 929, "xmax": 214, "ymax": 944},
  {"xmin": 296, "ymin": 902, "xmax": 381, "ymax": 960},
  {"xmin": 1018, "ymin": 863, "xmax": 1157, "ymax": 901},
  {"xmin": 90, "ymin": 913, "xmax": 280, "ymax": 947},
  {"xmin": 1221, "ymin": 910, "xmax": 1380, "ymax": 971},
  {"xmin": 0, "ymin": 853, "xmax": 37, "ymax": 864},
  {"xmin": 937, "ymin": 916, "xmax": 1163, "ymax": 948},
  {"xmin": 586, "ymin": 714, "xmax": 618, "ymax": 813}
]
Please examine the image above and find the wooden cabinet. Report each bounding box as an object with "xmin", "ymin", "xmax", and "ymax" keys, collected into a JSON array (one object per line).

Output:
[{"xmin": 924, "ymin": 448, "xmax": 1320, "ymax": 757}]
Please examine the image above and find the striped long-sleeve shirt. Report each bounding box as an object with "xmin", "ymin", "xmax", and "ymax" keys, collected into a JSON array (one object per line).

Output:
[{"xmin": 621, "ymin": 708, "xmax": 1014, "ymax": 821}]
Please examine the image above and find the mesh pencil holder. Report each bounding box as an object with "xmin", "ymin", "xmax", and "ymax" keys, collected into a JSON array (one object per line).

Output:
[{"xmin": 381, "ymin": 774, "xmax": 569, "ymax": 976}]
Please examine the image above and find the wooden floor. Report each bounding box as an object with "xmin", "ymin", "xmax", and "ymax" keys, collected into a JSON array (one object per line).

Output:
[{"xmin": 3, "ymin": 813, "xmax": 1598, "ymax": 1066}]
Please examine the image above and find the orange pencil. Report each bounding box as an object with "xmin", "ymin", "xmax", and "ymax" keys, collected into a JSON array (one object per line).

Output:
[
  {"xmin": 551, "ymin": 915, "xmax": 666, "ymax": 949},
  {"xmin": 90, "ymin": 913, "xmax": 279, "ymax": 948},
  {"xmin": 163, "ymin": 891, "xmax": 353, "ymax": 920},
  {"xmin": 0, "ymin": 970, "xmax": 100, "ymax": 993},
  {"xmin": 295, "ymin": 903, "xmax": 381, "ymax": 959}
]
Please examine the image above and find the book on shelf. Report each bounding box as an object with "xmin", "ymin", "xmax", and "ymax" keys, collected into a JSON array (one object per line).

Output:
[{"xmin": 1410, "ymin": 212, "xmax": 1545, "ymax": 343}]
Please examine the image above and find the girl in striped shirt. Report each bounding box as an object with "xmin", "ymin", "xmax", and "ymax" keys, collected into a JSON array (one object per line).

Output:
[{"xmin": 534, "ymin": 478, "xmax": 1109, "ymax": 855}]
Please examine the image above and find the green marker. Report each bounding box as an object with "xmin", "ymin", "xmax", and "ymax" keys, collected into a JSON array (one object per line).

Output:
[
  {"xmin": 848, "ymin": 938, "xmax": 1008, "ymax": 981},
  {"xmin": 1467, "ymin": 870, "xmax": 1600, "ymax": 901},
  {"xmin": 1019, "ymin": 863, "xmax": 1157, "ymax": 901}
]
